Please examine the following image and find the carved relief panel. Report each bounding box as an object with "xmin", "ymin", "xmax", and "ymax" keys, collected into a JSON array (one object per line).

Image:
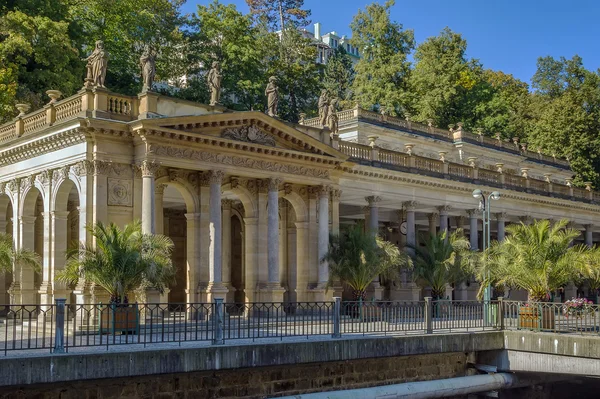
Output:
[{"xmin": 107, "ymin": 178, "xmax": 133, "ymax": 206}]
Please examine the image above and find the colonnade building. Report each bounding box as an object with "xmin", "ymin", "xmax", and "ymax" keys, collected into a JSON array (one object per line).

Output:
[{"xmin": 0, "ymin": 88, "xmax": 597, "ymax": 305}]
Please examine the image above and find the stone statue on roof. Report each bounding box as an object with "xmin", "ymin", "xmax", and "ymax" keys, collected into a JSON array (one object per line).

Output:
[
  {"xmin": 207, "ymin": 61, "xmax": 222, "ymax": 106},
  {"xmin": 140, "ymin": 45, "xmax": 156, "ymax": 92},
  {"xmin": 84, "ymin": 40, "xmax": 109, "ymax": 88},
  {"xmin": 327, "ymin": 98, "xmax": 339, "ymax": 134},
  {"xmin": 318, "ymin": 89, "xmax": 329, "ymax": 126},
  {"xmin": 265, "ymin": 76, "xmax": 279, "ymax": 117}
]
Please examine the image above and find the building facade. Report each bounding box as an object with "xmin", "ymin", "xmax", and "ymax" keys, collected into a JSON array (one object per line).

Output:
[
  {"xmin": 0, "ymin": 88, "xmax": 597, "ymax": 306},
  {"xmin": 302, "ymin": 23, "xmax": 361, "ymax": 65}
]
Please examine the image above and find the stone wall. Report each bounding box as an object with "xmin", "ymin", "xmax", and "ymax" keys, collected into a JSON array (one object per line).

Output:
[{"xmin": 0, "ymin": 352, "xmax": 470, "ymax": 399}]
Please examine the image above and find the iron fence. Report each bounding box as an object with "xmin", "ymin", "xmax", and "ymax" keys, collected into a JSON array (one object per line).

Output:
[{"xmin": 15, "ymin": 298, "xmax": 600, "ymax": 356}]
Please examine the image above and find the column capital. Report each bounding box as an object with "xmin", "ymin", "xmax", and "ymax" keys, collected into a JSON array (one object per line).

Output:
[
  {"xmin": 222, "ymin": 199, "xmax": 234, "ymax": 208},
  {"xmin": 208, "ymin": 170, "xmax": 225, "ymax": 185},
  {"xmin": 139, "ymin": 160, "xmax": 160, "ymax": 177},
  {"xmin": 466, "ymin": 209, "xmax": 481, "ymax": 217},
  {"xmin": 20, "ymin": 215, "xmax": 36, "ymax": 224},
  {"xmin": 519, "ymin": 215, "xmax": 533, "ymax": 225},
  {"xmin": 267, "ymin": 178, "xmax": 283, "ymax": 192},
  {"xmin": 155, "ymin": 183, "xmax": 166, "ymax": 195},
  {"xmin": 427, "ymin": 212, "xmax": 439, "ymax": 222},
  {"xmin": 584, "ymin": 224, "xmax": 593, "ymax": 231},
  {"xmin": 495, "ymin": 212, "xmax": 507, "ymax": 222},
  {"xmin": 366, "ymin": 195, "xmax": 382, "ymax": 206},
  {"xmin": 331, "ymin": 188, "xmax": 342, "ymax": 200},
  {"xmin": 402, "ymin": 201, "xmax": 417, "ymax": 211},
  {"xmin": 316, "ymin": 184, "xmax": 330, "ymax": 198},
  {"xmin": 436, "ymin": 205, "xmax": 451, "ymax": 215}
]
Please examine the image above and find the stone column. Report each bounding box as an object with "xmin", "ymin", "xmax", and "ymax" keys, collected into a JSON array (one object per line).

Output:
[
  {"xmin": 184, "ymin": 213, "xmax": 201, "ymax": 304},
  {"xmin": 584, "ymin": 224, "xmax": 593, "ymax": 248},
  {"xmin": 366, "ymin": 196, "xmax": 383, "ymax": 300},
  {"xmin": 496, "ymin": 213, "xmax": 506, "ymax": 241},
  {"xmin": 50, "ymin": 211, "xmax": 70, "ymax": 302},
  {"xmin": 208, "ymin": 170, "xmax": 227, "ymax": 300},
  {"xmin": 267, "ymin": 178, "xmax": 282, "ymax": 286},
  {"xmin": 19, "ymin": 216, "xmax": 37, "ymax": 305},
  {"xmin": 404, "ymin": 201, "xmax": 417, "ymax": 250},
  {"xmin": 38, "ymin": 209, "xmax": 52, "ymax": 307},
  {"xmin": 366, "ymin": 196, "xmax": 381, "ymax": 234},
  {"xmin": 467, "ymin": 209, "xmax": 479, "ymax": 251},
  {"xmin": 222, "ymin": 200, "xmax": 233, "ymax": 301},
  {"xmin": 428, "ymin": 212, "xmax": 438, "ymax": 237},
  {"xmin": 264, "ymin": 178, "xmax": 284, "ymax": 302},
  {"xmin": 140, "ymin": 160, "xmax": 159, "ymax": 235},
  {"xmin": 437, "ymin": 206, "xmax": 450, "ymax": 235},
  {"xmin": 155, "ymin": 184, "xmax": 166, "ymax": 235},
  {"xmin": 317, "ymin": 185, "xmax": 330, "ymax": 289}
]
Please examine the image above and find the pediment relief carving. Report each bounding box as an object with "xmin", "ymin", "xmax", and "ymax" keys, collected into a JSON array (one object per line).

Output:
[{"xmin": 221, "ymin": 125, "xmax": 275, "ymax": 147}]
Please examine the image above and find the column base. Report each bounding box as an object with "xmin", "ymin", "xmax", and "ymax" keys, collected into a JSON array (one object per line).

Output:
[
  {"xmin": 366, "ymin": 282, "xmax": 385, "ymax": 301},
  {"xmin": 454, "ymin": 283, "xmax": 468, "ymax": 301},
  {"xmin": 307, "ymin": 284, "xmax": 333, "ymax": 302},
  {"xmin": 258, "ymin": 283, "xmax": 285, "ymax": 303},
  {"xmin": 206, "ymin": 282, "xmax": 229, "ymax": 303}
]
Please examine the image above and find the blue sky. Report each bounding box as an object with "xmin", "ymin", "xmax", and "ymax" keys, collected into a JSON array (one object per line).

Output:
[{"xmin": 182, "ymin": 0, "xmax": 600, "ymax": 85}]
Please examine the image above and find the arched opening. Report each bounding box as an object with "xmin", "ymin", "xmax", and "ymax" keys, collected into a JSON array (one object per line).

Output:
[
  {"xmin": 230, "ymin": 212, "xmax": 244, "ymax": 304},
  {"xmin": 0, "ymin": 195, "xmax": 13, "ymax": 305},
  {"xmin": 53, "ymin": 179, "xmax": 80, "ymax": 304},
  {"xmin": 161, "ymin": 183, "xmax": 189, "ymax": 304},
  {"xmin": 20, "ymin": 187, "xmax": 43, "ymax": 305}
]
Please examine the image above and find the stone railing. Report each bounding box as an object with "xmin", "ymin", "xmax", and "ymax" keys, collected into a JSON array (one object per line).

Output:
[
  {"xmin": 304, "ymin": 107, "xmax": 571, "ymax": 169},
  {"xmin": 338, "ymin": 138, "xmax": 595, "ymax": 204},
  {"xmin": 0, "ymin": 88, "xmax": 148, "ymax": 143}
]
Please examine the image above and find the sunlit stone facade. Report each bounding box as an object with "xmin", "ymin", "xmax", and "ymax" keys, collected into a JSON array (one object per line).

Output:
[{"xmin": 0, "ymin": 88, "xmax": 597, "ymax": 306}]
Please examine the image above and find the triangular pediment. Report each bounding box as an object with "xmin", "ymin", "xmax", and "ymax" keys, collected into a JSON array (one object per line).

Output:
[{"xmin": 135, "ymin": 111, "xmax": 347, "ymax": 159}]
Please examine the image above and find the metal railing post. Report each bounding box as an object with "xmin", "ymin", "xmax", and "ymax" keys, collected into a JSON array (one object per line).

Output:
[
  {"xmin": 54, "ymin": 298, "xmax": 66, "ymax": 353},
  {"xmin": 425, "ymin": 297, "xmax": 433, "ymax": 334},
  {"xmin": 497, "ymin": 297, "xmax": 504, "ymax": 330},
  {"xmin": 212, "ymin": 298, "xmax": 224, "ymax": 345},
  {"xmin": 332, "ymin": 297, "xmax": 341, "ymax": 338}
]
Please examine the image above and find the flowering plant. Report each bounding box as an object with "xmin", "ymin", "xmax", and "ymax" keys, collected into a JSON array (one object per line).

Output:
[{"xmin": 562, "ymin": 298, "xmax": 595, "ymax": 318}]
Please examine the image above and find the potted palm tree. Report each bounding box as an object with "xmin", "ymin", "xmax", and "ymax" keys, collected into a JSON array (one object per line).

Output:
[
  {"xmin": 480, "ymin": 219, "xmax": 589, "ymax": 330},
  {"xmin": 0, "ymin": 233, "xmax": 40, "ymax": 314},
  {"xmin": 325, "ymin": 223, "xmax": 410, "ymax": 319},
  {"xmin": 59, "ymin": 221, "xmax": 175, "ymax": 334},
  {"xmin": 409, "ymin": 229, "xmax": 472, "ymax": 301}
]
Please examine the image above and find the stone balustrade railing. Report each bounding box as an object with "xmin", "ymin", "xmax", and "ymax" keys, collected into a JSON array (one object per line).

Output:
[
  {"xmin": 303, "ymin": 107, "xmax": 570, "ymax": 169},
  {"xmin": 0, "ymin": 88, "xmax": 141, "ymax": 142},
  {"xmin": 338, "ymin": 139, "xmax": 593, "ymax": 203}
]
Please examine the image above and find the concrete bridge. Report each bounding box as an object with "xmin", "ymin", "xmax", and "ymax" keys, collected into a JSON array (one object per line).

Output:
[{"xmin": 1, "ymin": 329, "xmax": 599, "ymax": 398}]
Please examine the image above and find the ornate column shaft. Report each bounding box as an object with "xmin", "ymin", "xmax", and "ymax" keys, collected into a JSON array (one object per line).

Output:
[
  {"xmin": 585, "ymin": 224, "xmax": 593, "ymax": 248},
  {"xmin": 318, "ymin": 186, "xmax": 330, "ymax": 287},
  {"xmin": 403, "ymin": 201, "xmax": 417, "ymax": 250},
  {"xmin": 496, "ymin": 213, "xmax": 506, "ymax": 241},
  {"xmin": 19, "ymin": 216, "xmax": 37, "ymax": 305},
  {"xmin": 467, "ymin": 209, "xmax": 479, "ymax": 251},
  {"xmin": 366, "ymin": 196, "xmax": 381, "ymax": 234},
  {"xmin": 267, "ymin": 178, "xmax": 282, "ymax": 285},
  {"xmin": 208, "ymin": 171, "xmax": 224, "ymax": 285},
  {"xmin": 437, "ymin": 206, "xmax": 450, "ymax": 235},
  {"xmin": 140, "ymin": 160, "xmax": 159, "ymax": 234},
  {"xmin": 184, "ymin": 213, "xmax": 201, "ymax": 303},
  {"xmin": 428, "ymin": 212, "xmax": 438, "ymax": 237}
]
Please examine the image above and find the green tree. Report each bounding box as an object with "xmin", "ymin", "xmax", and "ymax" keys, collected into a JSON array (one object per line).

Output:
[
  {"xmin": 410, "ymin": 27, "xmax": 473, "ymax": 127},
  {"xmin": 323, "ymin": 46, "xmax": 354, "ymax": 108},
  {"xmin": 186, "ymin": 1, "xmax": 271, "ymax": 110},
  {"xmin": 479, "ymin": 219, "xmax": 589, "ymax": 302},
  {"xmin": 72, "ymin": 0, "xmax": 186, "ymax": 94},
  {"xmin": 325, "ymin": 223, "xmax": 410, "ymax": 300},
  {"xmin": 59, "ymin": 221, "xmax": 175, "ymax": 301},
  {"xmin": 0, "ymin": 233, "xmax": 40, "ymax": 275},
  {"xmin": 350, "ymin": 0, "xmax": 414, "ymax": 115},
  {"xmin": 0, "ymin": 9, "xmax": 81, "ymax": 121},
  {"xmin": 409, "ymin": 230, "xmax": 472, "ymax": 300},
  {"xmin": 246, "ymin": 0, "xmax": 310, "ymax": 31},
  {"xmin": 527, "ymin": 56, "xmax": 600, "ymax": 186}
]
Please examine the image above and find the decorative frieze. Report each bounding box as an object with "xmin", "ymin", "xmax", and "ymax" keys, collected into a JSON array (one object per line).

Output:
[{"xmin": 152, "ymin": 145, "xmax": 330, "ymax": 179}]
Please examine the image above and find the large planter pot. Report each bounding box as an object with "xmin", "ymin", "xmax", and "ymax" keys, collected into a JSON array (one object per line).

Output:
[
  {"xmin": 519, "ymin": 305, "xmax": 555, "ymax": 330},
  {"xmin": 100, "ymin": 304, "xmax": 140, "ymax": 334}
]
